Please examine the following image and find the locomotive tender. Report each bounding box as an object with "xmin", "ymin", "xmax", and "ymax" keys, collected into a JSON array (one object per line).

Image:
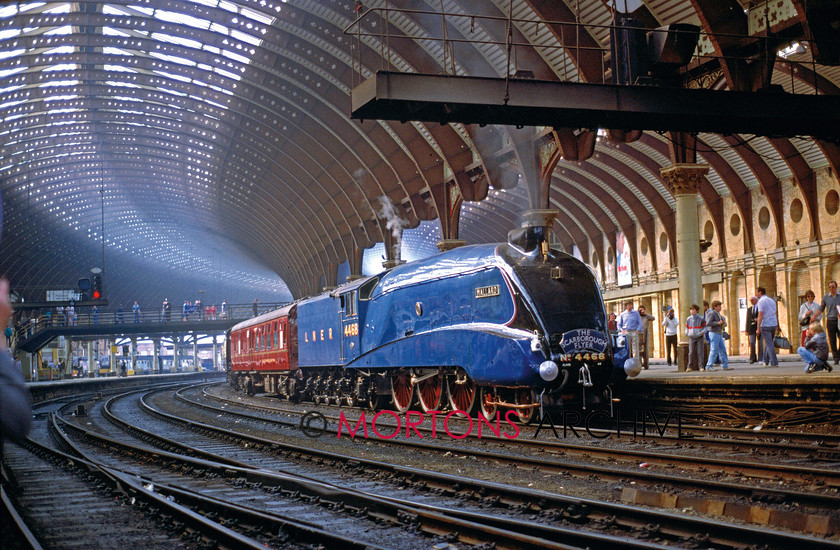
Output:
[{"xmin": 228, "ymin": 227, "xmax": 614, "ymax": 422}]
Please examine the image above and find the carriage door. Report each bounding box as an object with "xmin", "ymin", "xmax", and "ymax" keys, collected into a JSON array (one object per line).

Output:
[{"xmin": 340, "ymin": 290, "xmax": 360, "ymax": 363}]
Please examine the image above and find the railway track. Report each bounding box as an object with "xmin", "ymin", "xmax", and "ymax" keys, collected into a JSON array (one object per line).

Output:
[
  {"xmin": 619, "ymin": 377, "xmax": 840, "ymax": 425},
  {"xmin": 191, "ymin": 385, "xmax": 840, "ymax": 504},
  {"xmin": 7, "ymin": 382, "xmax": 838, "ymax": 548},
  {"xmin": 3, "ymin": 387, "xmax": 406, "ymax": 549},
  {"xmin": 104, "ymin": 384, "xmax": 840, "ymax": 548},
  {"xmin": 61, "ymin": 389, "xmax": 662, "ymax": 549},
  {"xmin": 201, "ymin": 382, "xmax": 840, "ymax": 462}
]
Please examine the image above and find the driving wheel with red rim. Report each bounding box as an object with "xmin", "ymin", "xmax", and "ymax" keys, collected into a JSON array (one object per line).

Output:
[
  {"xmin": 446, "ymin": 371, "xmax": 476, "ymax": 414},
  {"xmin": 477, "ymin": 386, "xmax": 498, "ymax": 421},
  {"xmin": 512, "ymin": 388, "xmax": 537, "ymax": 424},
  {"xmin": 416, "ymin": 373, "xmax": 444, "ymax": 412},
  {"xmin": 390, "ymin": 372, "xmax": 414, "ymax": 413}
]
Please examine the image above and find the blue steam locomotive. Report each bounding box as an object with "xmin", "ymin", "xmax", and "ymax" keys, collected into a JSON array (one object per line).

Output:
[{"xmin": 228, "ymin": 227, "xmax": 615, "ymax": 422}]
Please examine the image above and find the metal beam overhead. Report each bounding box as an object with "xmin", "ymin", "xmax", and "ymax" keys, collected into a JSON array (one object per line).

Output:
[{"xmin": 351, "ymin": 72, "xmax": 840, "ymax": 139}]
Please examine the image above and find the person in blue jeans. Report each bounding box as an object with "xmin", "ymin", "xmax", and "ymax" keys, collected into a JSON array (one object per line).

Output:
[
  {"xmin": 755, "ymin": 287, "xmax": 779, "ymax": 367},
  {"xmin": 704, "ymin": 300, "xmax": 730, "ymax": 370},
  {"xmin": 798, "ymin": 322, "xmax": 832, "ymax": 373}
]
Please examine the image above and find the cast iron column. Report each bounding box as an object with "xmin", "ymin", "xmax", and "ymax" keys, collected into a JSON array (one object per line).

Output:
[{"xmin": 661, "ymin": 163, "xmax": 708, "ymax": 349}]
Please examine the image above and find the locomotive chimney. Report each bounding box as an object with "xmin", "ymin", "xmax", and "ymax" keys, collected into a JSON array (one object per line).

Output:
[{"xmin": 508, "ymin": 209, "xmax": 559, "ymax": 257}]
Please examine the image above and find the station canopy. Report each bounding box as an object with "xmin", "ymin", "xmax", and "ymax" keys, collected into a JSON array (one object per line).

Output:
[{"xmin": 1, "ymin": 0, "xmax": 839, "ymax": 306}]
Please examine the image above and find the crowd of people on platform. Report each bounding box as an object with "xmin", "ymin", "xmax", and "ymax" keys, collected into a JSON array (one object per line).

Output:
[{"xmin": 607, "ymin": 280, "xmax": 840, "ymax": 375}]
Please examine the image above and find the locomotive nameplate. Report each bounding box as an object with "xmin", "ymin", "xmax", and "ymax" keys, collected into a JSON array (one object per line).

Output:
[
  {"xmin": 559, "ymin": 329, "xmax": 609, "ymax": 353},
  {"xmin": 475, "ymin": 284, "xmax": 500, "ymax": 299}
]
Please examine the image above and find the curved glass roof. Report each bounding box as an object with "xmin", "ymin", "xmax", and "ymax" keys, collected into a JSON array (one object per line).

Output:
[{"xmin": 1, "ymin": 0, "xmax": 837, "ymax": 306}]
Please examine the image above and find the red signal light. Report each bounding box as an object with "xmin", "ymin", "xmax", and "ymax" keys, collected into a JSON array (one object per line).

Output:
[{"xmin": 92, "ymin": 290, "xmax": 101, "ymax": 299}]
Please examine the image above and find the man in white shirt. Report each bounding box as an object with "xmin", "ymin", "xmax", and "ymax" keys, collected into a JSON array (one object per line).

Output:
[
  {"xmin": 661, "ymin": 308, "xmax": 679, "ymax": 366},
  {"xmin": 755, "ymin": 287, "xmax": 779, "ymax": 367}
]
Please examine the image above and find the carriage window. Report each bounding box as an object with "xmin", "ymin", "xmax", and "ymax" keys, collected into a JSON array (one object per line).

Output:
[{"xmin": 274, "ymin": 331, "xmax": 278, "ymax": 348}]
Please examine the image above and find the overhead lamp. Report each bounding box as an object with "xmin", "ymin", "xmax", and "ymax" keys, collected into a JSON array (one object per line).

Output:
[{"xmin": 647, "ymin": 24, "xmax": 700, "ymax": 77}]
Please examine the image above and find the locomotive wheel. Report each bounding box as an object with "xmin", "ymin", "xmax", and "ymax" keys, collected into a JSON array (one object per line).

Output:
[
  {"xmin": 416, "ymin": 374, "xmax": 443, "ymax": 412},
  {"xmin": 446, "ymin": 372, "xmax": 476, "ymax": 414},
  {"xmin": 512, "ymin": 388, "xmax": 537, "ymax": 425},
  {"xmin": 390, "ymin": 372, "xmax": 415, "ymax": 413},
  {"xmin": 367, "ymin": 392, "xmax": 384, "ymax": 410},
  {"xmin": 477, "ymin": 386, "xmax": 497, "ymax": 421}
]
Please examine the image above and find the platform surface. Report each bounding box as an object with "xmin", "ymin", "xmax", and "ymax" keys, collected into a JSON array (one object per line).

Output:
[{"xmin": 632, "ymin": 353, "xmax": 838, "ymax": 384}]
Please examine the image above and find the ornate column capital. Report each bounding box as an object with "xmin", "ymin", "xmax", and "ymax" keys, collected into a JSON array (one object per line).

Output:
[{"xmin": 660, "ymin": 163, "xmax": 709, "ymax": 196}]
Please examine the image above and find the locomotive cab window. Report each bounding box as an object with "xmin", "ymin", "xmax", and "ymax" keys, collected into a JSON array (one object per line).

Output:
[{"xmin": 359, "ymin": 277, "xmax": 378, "ymax": 300}]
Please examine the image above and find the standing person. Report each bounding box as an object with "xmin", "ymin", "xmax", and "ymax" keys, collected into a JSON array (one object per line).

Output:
[
  {"xmin": 798, "ymin": 322, "xmax": 831, "ymax": 373},
  {"xmin": 163, "ymin": 298, "xmax": 171, "ymax": 323},
  {"xmin": 661, "ymin": 308, "xmax": 679, "ymax": 367},
  {"xmin": 745, "ymin": 296, "xmax": 761, "ymax": 363},
  {"xmin": 253, "ymin": 298, "xmax": 259, "ymax": 317},
  {"xmin": 616, "ymin": 301, "xmax": 641, "ymax": 358},
  {"xmin": 132, "ymin": 301, "xmax": 141, "ymax": 323},
  {"xmin": 685, "ymin": 304, "xmax": 706, "ymax": 371},
  {"xmin": 810, "ymin": 281, "xmax": 840, "ymax": 366},
  {"xmin": 195, "ymin": 299, "xmax": 203, "ymax": 320},
  {"xmin": 67, "ymin": 304, "xmax": 75, "ymax": 326},
  {"xmin": 116, "ymin": 304, "xmax": 124, "ymax": 323},
  {"xmin": 0, "ymin": 279, "xmax": 32, "ymax": 451},
  {"xmin": 799, "ymin": 290, "xmax": 821, "ymax": 346},
  {"xmin": 704, "ymin": 300, "xmax": 730, "ymax": 370},
  {"xmin": 220, "ymin": 300, "xmax": 227, "ymax": 319},
  {"xmin": 183, "ymin": 300, "xmax": 189, "ymax": 321},
  {"xmin": 637, "ymin": 306, "xmax": 655, "ymax": 370},
  {"xmin": 607, "ymin": 312, "xmax": 617, "ymax": 336},
  {"xmin": 3, "ymin": 325, "xmax": 11, "ymax": 347},
  {"xmin": 210, "ymin": 304, "xmax": 217, "ymax": 320},
  {"xmin": 755, "ymin": 287, "xmax": 779, "ymax": 367}
]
